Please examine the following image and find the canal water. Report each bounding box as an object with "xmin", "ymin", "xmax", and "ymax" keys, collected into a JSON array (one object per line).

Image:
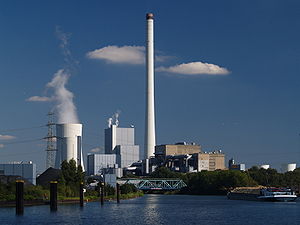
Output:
[{"xmin": 0, "ymin": 195, "xmax": 299, "ymax": 225}]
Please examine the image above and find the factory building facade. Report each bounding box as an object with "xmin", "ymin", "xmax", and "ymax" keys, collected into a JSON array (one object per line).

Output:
[
  {"xmin": 105, "ymin": 125, "xmax": 136, "ymax": 154},
  {"xmin": 87, "ymin": 154, "xmax": 117, "ymax": 176},
  {"xmin": 153, "ymin": 143, "xmax": 225, "ymax": 173},
  {"xmin": 155, "ymin": 143, "xmax": 201, "ymax": 158},
  {"xmin": 88, "ymin": 123, "xmax": 139, "ymax": 176},
  {"xmin": 115, "ymin": 145, "xmax": 139, "ymax": 168},
  {"xmin": 104, "ymin": 124, "xmax": 139, "ymax": 167},
  {"xmin": 228, "ymin": 158, "xmax": 245, "ymax": 171},
  {"xmin": 0, "ymin": 162, "xmax": 36, "ymax": 185}
]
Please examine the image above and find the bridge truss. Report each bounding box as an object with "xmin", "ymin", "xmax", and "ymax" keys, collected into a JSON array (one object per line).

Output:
[{"xmin": 118, "ymin": 179, "xmax": 187, "ymax": 191}]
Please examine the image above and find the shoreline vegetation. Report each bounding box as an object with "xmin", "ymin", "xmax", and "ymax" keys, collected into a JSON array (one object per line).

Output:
[
  {"xmin": 0, "ymin": 160, "xmax": 144, "ymax": 207},
  {"xmin": 147, "ymin": 167, "xmax": 300, "ymax": 195},
  {"xmin": 0, "ymin": 160, "xmax": 299, "ymax": 207},
  {"xmin": 0, "ymin": 191, "xmax": 144, "ymax": 207}
]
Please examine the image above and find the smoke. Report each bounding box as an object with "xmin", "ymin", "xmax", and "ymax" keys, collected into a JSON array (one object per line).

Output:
[
  {"xmin": 107, "ymin": 110, "xmax": 121, "ymax": 127},
  {"xmin": 55, "ymin": 26, "xmax": 79, "ymax": 70},
  {"xmin": 107, "ymin": 117, "xmax": 113, "ymax": 128},
  {"xmin": 27, "ymin": 27, "xmax": 80, "ymax": 124},
  {"xmin": 112, "ymin": 110, "xmax": 121, "ymax": 127},
  {"xmin": 47, "ymin": 69, "xmax": 79, "ymax": 124}
]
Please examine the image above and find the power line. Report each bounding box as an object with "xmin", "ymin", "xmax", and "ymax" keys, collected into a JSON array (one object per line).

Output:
[
  {"xmin": 1, "ymin": 138, "xmax": 44, "ymax": 145},
  {"xmin": 0, "ymin": 125, "xmax": 46, "ymax": 133},
  {"xmin": 0, "ymin": 149, "xmax": 42, "ymax": 157}
]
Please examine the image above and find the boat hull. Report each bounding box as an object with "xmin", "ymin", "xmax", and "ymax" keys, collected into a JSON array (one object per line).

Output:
[
  {"xmin": 257, "ymin": 195, "xmax": 298, "ymax": 202},
  {"xmin": 228, "ymin": 193, "xmax": 298, "ymax": 202}
]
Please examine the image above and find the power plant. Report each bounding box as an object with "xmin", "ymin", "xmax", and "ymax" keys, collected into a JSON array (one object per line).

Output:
[
  {"xmin": 54, "ymin": 123, "xmax": 85, "ymax": 171},
  {"xmin": 145, "ymin": 13, "xmax": 156, "ymax": 159},
  {"xmin": 4, "ymin": 12, "xmax": 296, "ymax": 188}
]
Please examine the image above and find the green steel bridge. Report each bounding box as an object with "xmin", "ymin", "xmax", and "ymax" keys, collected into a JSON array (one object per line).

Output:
[{"xmin": 117, "ymin": 178, "xmax": 187, "ymax": 191}]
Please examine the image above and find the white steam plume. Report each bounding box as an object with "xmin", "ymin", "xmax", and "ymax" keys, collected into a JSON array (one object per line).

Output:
[
  {"xmin": 27, "ymin": 27, "xmax": 80, "ymax": 124},
  {"xmin": 47, "ymin": 69, "xmax": 79, "ymax": 124},
  {"xmin": 107, "ymin": 118, "xmax": 113, "ymax": 128},
  {"xmin": 55, "ymin": 26, "xmax": 79, "ymax": 69},
  {"xmin": 112, "ymin": 110, "xmax": 121, "ymax": 127}
]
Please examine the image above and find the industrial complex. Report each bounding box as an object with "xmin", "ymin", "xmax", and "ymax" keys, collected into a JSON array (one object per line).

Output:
[{"xmin": 0, "ymin": 13, "xmax": 297, "ymax": 187}]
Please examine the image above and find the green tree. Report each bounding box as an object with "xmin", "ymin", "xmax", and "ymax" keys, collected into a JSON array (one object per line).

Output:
[
  {"xmin": 120, "ymin": 184, "xmax": 137, "ymax": 194},
  {"xmin": 59, "ymin": 159, "xmax": 85, "ymax": 197}
]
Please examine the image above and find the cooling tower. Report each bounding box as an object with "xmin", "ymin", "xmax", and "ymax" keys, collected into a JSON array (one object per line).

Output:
[
  {"xmin": 144, "ymin": 13, "xmax": 156, "ymax": 159},
  {"xmin": 55, "ymin": 123, "xmax": 84, "ymax": 171}
]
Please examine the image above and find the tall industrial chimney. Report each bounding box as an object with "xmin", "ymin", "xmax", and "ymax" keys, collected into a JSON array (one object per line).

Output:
[{"xmin": 145, "ymin": 13, "xmax": 156, "ymax": 159}]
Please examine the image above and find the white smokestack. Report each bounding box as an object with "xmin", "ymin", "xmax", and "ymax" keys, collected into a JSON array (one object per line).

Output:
[{"xmin": 145, "ymin": 13, "xmax": 156, "ymax": 159}]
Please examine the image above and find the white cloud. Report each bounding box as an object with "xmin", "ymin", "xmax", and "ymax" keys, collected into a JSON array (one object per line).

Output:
[
  {"xmin": 87, "ymin": 45, "xmax": 145, "ymax": 64},
  {"xmin": 0, "ymin": 135, "xmax": 16, "ymax": 140},
  {"xmin": 26, "ymin": 96, "xmax": 53, "ymax": 102},
  {"xmin": 0, "ymin": 144, "xmax": 4, "ymax": 148},
  {"xmin": 156, "ymin": 61, "xmax": 230, "ymax": 75}
]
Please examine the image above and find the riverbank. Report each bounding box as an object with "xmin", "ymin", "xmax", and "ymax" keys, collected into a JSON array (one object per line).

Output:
[{"xmin": 0, "ymin": 191, "xmax": 144, "ymax": 207}]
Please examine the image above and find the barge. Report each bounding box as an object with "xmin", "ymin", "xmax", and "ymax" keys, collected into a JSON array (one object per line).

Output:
[{"xmin": 227, "ymin": 187, "xmax": 298, "ymax": 202}]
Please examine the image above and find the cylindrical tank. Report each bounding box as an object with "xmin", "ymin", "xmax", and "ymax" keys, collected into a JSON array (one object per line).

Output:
[
  {"xmin": 260, "ymin": 165, "xmax": 270, "ymax": 170},
  {"xmin": 281, "ymin": 163, "xmax": 297, "ymax": 173},
  {"xmin": 55, "ymin": 124, "xmax": 84, "ymax": 170}
]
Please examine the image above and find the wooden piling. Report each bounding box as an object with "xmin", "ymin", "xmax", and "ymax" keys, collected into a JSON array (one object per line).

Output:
[
  {"xmin": 16, "ymin": 180, "xmax": 24, "ymax": 215},
  {"xmin": 80, "ymin": 182, "xmax": 84, "ymax": 207},
  {"xmin": 116, "ymin": 183, "xmax": 120, "ymax": 204},
  {"xmin": 50, "ymin": 181, "xmax": 57, "ymax": 211},
  {"xmin": 100, "ymin": 182, "xmax": 104, "ymax": 205}
]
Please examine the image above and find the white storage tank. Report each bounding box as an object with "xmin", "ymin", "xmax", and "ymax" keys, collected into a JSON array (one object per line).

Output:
[
  {"xmin": 281, "ymin": 163, "xmax": 296, "ymax": 173},
  {"xmin": 55, "ymin": 123, "xmax": 84, "ymax": 171},
  {"xmin": 260, "ymin": 164, "xmax": 270, "ymax": 170}
]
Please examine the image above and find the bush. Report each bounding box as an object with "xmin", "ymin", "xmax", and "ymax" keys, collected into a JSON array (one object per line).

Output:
[{"xmin": 120, "ymin": 184, "xmax": 137, "ymax": 194}]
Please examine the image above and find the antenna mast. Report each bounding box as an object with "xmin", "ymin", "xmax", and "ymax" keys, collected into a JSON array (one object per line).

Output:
[{"xmin": 45, "ymin": 112, "xmax": 56, "ymax": 169}]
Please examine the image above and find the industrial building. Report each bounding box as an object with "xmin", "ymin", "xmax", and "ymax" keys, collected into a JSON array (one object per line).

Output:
[
  {"xmin": 55, "ymin": 123, "xmax": 85, "ymax": 171},
  {"xmin": 115, "ymin": 145, "xmax": 139, "ymax": 168},
  {"xmin": 228, "ymin": 158, "xmax": 246, "ymax": 171},
  {"xmin": 204, "ymin": 151, "xmax": 225, "ymax": 171},
  {"xmin": 155, "ymin": 143, "xmax": 225, "ymax": 172},
  {"xmin": 87, "ymin": 154, "xmax": 116, "ymax": 176},
  {"xmin": 87, "ymin": 118, "xmax": 139, "ymax": 176},
  {"xmin": 124, "ymin": 143, "xmax": 226, "ymax": 175},
  {"xmin": 0, "ymin": 161, "xmax": 36, "ymax": 185},
  {"xmin": 104, "ymin": 123, "xmax": 139, "ymax": 167},
  {"xmin": 155, "ymin": 143, "xmax": 201, "ymax": 158}
]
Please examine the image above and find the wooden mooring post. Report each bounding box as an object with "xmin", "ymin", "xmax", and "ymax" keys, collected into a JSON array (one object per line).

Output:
[
  {"xmin": 16, "ymin": 180, "xmax": 24, "ymax": 215},
  {"xmin": 80, "ymin": 182, "xmax": 84, "ymax": 207},
  {"xmin": 116, "ymin": 183, "xmax": 120, "ymax": 204},
  {"xmin": 50, "ymin": 181, "xmax": 58, "ymax": 211},
  {"xmin": 100, "ymin": 182, "xmax": 104, "ymax": 205}
]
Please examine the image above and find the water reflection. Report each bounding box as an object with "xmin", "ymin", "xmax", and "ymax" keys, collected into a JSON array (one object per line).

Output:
[
  {"xmin": 143, "ymin": 194, "xmax": 163, "ymax": 225},
  {"xmin": 0, "ymin": 195, "xmax": 299, "ymax": 225}
]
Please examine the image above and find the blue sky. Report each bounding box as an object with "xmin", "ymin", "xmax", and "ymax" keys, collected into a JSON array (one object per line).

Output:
[{"xmin": 0, "ymin": 0, "xmax": 300, "ymax": 173}]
